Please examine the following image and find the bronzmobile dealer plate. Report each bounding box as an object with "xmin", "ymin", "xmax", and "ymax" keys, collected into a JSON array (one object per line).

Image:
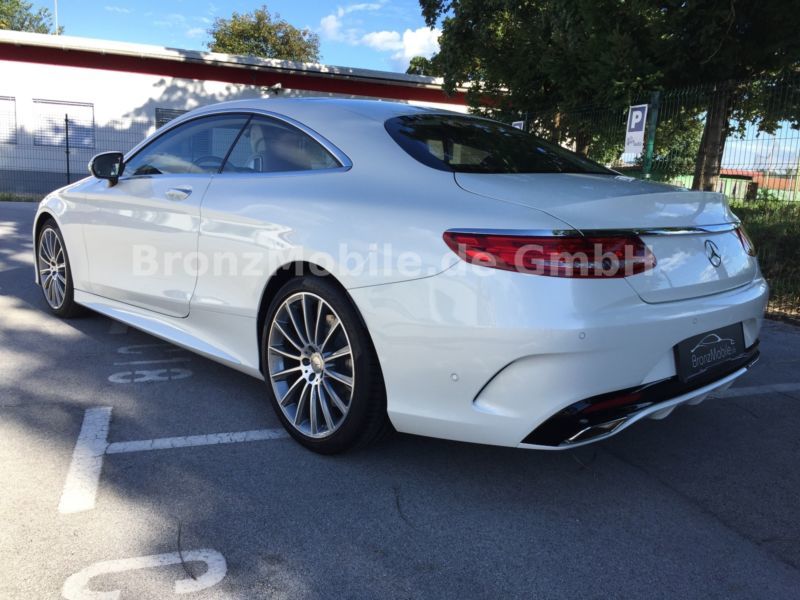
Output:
[{"xmin": 675, "ymin": 323, "xmax": 746, "ymax": 384}]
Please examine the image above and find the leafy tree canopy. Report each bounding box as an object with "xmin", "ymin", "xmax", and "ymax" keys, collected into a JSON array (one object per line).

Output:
[
  {"xmin": 0, "ymin": 0, "xmax": 59, "ymax": 34},
  {"xmin": 208, "ymin": 5, "xmax": 320, "ymax": 63},
  {"xmin": 406, "ymin": 55, "xmax": 443, "ymax": 77},
  {"xmin": 419, "ymin": 1, "xmax": 800, "ymax": 188}
]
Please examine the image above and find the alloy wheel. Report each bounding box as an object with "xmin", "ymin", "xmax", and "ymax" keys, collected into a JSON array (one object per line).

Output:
[
  {"xmin": 267, "ymin": 292, "xmax": 355, "ymax": 438},
  {"xmin": 38, "ymin": 228, "xmax": 67, "ymax": 310}
]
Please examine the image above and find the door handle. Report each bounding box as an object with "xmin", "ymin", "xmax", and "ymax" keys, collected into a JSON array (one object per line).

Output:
[{"xmin": 165, "ymin": 187, "xmax": 192, "ymax": 201}]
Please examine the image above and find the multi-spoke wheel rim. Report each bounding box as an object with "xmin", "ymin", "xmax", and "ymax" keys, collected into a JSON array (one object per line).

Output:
[
  {"xmin": 267, "ymin": 292, "xmax": 355, "ymax": 439},
  {"xmin": 38, "ymin": 228, "xmax": 67, "ymax": 310}
]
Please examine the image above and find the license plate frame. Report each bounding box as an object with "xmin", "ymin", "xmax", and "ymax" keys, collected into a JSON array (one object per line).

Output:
[{"xmin": 674, "ymin": 323, "xmax": 746, "ymax": 384}]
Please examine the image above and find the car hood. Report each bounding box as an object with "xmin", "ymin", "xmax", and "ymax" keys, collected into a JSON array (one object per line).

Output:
[{"xmin": 454, "ymin": 173, "xmax": 738, "ymax": 230}]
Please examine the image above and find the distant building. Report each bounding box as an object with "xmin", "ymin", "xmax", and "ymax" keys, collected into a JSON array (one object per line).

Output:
[{"xmin": 0, "ymin": 30, "xmax": 467, "ymax": 195}]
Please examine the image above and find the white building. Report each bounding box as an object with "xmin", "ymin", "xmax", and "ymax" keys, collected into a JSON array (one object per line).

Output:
[{"xmin": 0, "ymin": 30, "xmax": 467, "ymax": 196}]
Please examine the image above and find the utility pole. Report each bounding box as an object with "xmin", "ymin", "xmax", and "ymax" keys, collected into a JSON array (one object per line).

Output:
[{"xmin": 54, "ymin": 0, "xmax": 59, "ymax": 34}]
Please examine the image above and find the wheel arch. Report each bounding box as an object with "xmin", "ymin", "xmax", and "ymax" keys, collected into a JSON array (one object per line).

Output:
[
  {"xmin": 255, "ymin": 261, "xmax": 380, "ymax": 378},
  {"xmin": 32, "ymin": 210, "xmax": 58, "ymax": 285}
]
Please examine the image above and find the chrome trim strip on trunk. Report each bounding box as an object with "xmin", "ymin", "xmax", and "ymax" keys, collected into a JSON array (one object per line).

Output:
[{"xmin": 445, "ymin": 223, "xmax": 740, "ymax": 238}]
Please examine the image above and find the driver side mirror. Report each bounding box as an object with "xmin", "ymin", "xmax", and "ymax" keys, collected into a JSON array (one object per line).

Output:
[{"xmin": 89, "ymin": 152, "xmax": 125, "ymax": 186}]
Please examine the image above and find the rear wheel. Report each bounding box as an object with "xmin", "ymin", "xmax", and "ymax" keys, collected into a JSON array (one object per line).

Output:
[
  {"xmin": 262, "ymin": 276, "xmax": 388, "ymax": 454},
  {"xmin": 36, "ymin": 221, "xmax": 83, "ymax": 318}
]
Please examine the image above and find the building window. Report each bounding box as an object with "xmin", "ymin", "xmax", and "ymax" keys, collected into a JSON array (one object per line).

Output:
[
  {"xmin": 33, "ymin": 100, "xmax": 95, "ymax": 149},
  {"xmin": 0, "ymin": 97, "xmax": 16, "ymax": 144},
  {"xmin": 155, "ymin": 108, "xmax": 188, "ymax": 129}
]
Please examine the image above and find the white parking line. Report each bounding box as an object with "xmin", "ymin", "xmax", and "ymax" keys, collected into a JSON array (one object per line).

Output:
[
  {"xmin": 58, "ymin": 407, "xmax": 112, "ymax": 515},
  {"xmin": 106, "ymin": 428, "xmax": 288, "ymax": 454},
  {"xmin": 59, "ymin": 407, "xmax": 288, "ymax": 513},
  {"xmin": 62, "ymin": 549, "xmax": 227, "ymax": 599}
]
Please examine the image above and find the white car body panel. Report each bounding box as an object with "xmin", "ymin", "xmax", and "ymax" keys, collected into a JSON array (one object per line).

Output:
[{"xmin": 33, "ymin": 97, "xmax": 769, "ymax": 449}]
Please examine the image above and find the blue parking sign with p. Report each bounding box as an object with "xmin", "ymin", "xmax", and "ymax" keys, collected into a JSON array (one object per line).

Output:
[
  {"xmin": 624, "ymin": 104, "xmax": 648, "ymax": 155},
  {"xmin": 627, "ymin": 105, "xmax": 647, "ymax": 133}
]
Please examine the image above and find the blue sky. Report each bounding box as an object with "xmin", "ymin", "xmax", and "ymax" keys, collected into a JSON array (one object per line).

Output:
[{"xmin": 40, "ymin": 1, "xmax": 439, "ymax": 72}]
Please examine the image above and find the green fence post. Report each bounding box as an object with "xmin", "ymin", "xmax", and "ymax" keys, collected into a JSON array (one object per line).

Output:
[{"xmin": 643, "ymin": 91, "xmax": 661, "ymax": 179}]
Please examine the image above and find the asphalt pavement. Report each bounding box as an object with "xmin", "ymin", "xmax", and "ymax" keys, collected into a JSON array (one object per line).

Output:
[{"xmin": 1, "ymin": 200, "xmax": 799, "ymax": 599}]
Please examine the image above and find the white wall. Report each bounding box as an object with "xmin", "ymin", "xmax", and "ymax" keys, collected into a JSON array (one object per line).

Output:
[{"xmin": 0, "ymin": 59, "xmax": 466, "ymax": 193}]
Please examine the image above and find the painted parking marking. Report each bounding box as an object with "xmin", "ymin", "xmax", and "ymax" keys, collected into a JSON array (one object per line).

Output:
[
  {"xmin": 108, "ymin": 368, "xmax": 193, "ymax": 384},
  {"xmin": 58, "ymin": 407, "xmax": 112, "ymax": 515},
  {"xmin": 112, "ymin": 358, "xmax": 191, "ymax": 366},
  {"xmin": 62, "ymin": 548, "xmax": 227, "ymax": 599},
  {"xmin": 110, "ymin": 344, "xmax": 192, "ymax": 384},
  {"xmin": 107, "ymin": 429, "xmax": 288, "ymax": 454},
  {"xmin": 59, "ymin": 407, "xmax": 288, "ymax": 514},
  {"xmin": 117, "ymin": 344, "xmax": 185, "ymax": 355}
]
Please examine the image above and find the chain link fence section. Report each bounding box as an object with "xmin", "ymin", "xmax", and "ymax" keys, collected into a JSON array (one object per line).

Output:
[{"xmin": 0, "ymin": 102, "xmax": 154, "ymax": 201}]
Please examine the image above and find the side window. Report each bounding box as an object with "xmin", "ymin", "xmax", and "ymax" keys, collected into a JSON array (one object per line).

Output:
[
  {"xmin": 125, "ymin": 115, "xmax": 249, "ymax": 176},
  {"xmin": 222, "ymin": 116, "xmax": 340, "ymax": 174}
]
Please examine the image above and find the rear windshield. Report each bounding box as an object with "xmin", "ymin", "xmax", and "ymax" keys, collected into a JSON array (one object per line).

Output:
[{"xmin": 385, "ymin": 114, "xmax": 613, "ymax": 175}]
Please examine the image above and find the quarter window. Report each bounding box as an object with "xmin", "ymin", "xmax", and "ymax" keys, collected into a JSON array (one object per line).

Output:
[
  {"xmin": 222, "ymin": 116, "xmax": 339, "ymax": 173},
  {"xmin": 124, "ymin": 115, "xmax": 250, "ymax": 176},
  {"xmin": 385, "ymin": 114, "xmax": 612, "ymax": 174}
]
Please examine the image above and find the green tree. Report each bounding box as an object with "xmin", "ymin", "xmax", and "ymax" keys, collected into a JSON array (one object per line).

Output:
[
  {"xmin": 0, "ymin": 0, "xmax": 59, "ymax": 33},
  {"xmin": 406, "ymin": 55, "xmax": 443, "ymax": 76},
  {"xmin": 419, "ymin": 0, "xmax": 800, "ymax": 190},
  {"xmin": 208, "ymin": 5, "xmax": 320, "ymax": 63}
]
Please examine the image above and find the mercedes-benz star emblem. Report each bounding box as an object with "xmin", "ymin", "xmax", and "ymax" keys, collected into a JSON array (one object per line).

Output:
[{"xmin": 705, "ymin": 240, "xmax": 722, "ymax": 267}]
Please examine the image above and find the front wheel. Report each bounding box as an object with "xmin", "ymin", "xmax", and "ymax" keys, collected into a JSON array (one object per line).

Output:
[
  {"xmin": 36, "ymin": 221, "xmax": 83, "ymax": 318},
  {"xmin": 262, "ymin": 276, "xmax": 388, "ymax": 454}
]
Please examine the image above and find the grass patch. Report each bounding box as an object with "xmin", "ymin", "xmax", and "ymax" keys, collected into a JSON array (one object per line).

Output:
[
  {"xmin": 0, "ymin": 192, "xmax": 40, "ymax": 202},
  {"xmin": 730, "ymin": 198, "xmax": 800, "ymax": 322}
]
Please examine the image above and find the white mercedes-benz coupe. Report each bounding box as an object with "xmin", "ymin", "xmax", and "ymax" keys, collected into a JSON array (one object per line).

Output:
[{"xmin": 33, "ymin": 98, "xmax": 767, "ymax": 453}]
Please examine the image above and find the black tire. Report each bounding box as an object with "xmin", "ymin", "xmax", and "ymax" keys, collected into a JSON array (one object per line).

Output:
[
  {"xmin": 261, "ymin": 275, "xmax": 389, "ymax": 454},
  {"xmin": 36, "ymin": 220, "xmax": 84, "ymax": 318}
]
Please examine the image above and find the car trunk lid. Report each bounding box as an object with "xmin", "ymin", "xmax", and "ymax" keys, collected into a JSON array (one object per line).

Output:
[{"xmin": 455, "ymin": 172, "xmax": 758, "ymax": 303}]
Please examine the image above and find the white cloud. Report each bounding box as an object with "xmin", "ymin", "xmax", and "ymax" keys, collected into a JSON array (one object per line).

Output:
[
  {"xmin": 104, "ymin": 5, "xmax": 131, "ymax": 14},
  {"xmin": 185, "ymin": 27, "xmax": 205, "ymax": 39},
  {"xmin": 361, "ymin": 30, "xmax": 403, "ymax": 52},
  {"xmin": 154, "ymin": 14, "xmax": 187, "ymax": 28},
  {"xmin": 320, "ymin": 14, "xmax": 343, "ymax": 40},
  {"xmin": 319, "ymin": 2, "xmax": 385, "ymax": 43},
  {"xmin": 318, "ymin": 2, "xmax": 440, "ymax": 70},
  {"xmin": 395, "ymin": 27, "xmax": 440, "ymax": 61},
  {"xmin": 361, "ymin": 27, "xmax": 441, "ymax": 68},
  {"xmin": 338, "ymin": 3, "xmax": 383, "ymax": 17}
]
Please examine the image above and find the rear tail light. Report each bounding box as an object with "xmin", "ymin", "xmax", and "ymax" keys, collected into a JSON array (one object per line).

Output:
[
  {"xmin": 442, "ymin": 231, "xmax": 656, "ymax": 278},
  {"xmin": 735, "ymin": 225, "xmax": 756, "ymax": 256}
]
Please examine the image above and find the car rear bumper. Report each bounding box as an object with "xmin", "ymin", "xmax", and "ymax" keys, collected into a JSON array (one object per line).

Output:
[
  {"xmin": 349, "ymin": 265, "xmax": 769, "ymax": 449},
  {"xmin": 520, "ymin": 348, "xmax": 759, "ymax": 449}
]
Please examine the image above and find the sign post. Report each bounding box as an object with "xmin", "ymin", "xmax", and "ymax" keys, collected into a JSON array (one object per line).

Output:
[{"xmin": 643, "ymin": 91, "xmax": 661, "ymax": 179}]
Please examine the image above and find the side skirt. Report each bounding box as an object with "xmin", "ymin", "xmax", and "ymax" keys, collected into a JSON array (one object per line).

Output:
[{"xmin": 74, "ymin": 289, "xmax": 264, "ymax": 380}]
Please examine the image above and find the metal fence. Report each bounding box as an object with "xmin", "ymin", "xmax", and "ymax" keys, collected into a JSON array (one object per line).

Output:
[
  {"xmin": 529, "ymin": 75, "xmax": 800, "ymax": 323},
  {"xmin": 0, "ymin": 105, "xmax": 161, "ymax": 200}
]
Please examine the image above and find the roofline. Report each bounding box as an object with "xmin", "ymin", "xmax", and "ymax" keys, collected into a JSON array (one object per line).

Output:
[{"xmin": 0, "ymin": 30, "xmax": 468, "ymax": 103}]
